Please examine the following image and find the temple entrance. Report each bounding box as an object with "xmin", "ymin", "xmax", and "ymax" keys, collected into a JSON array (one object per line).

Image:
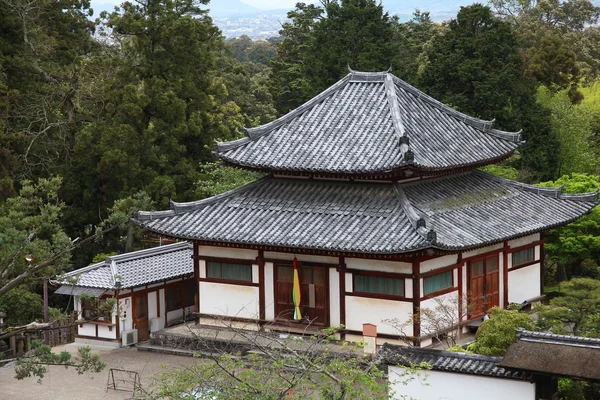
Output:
[
  {"xmin": 468, "ymin": 255, "xmax": 500, "ymax": 318},
  {"xmin": 275, "ymin": 264, "xmax": 328, "ymax": 325},
  {"xmin": 133, "ymin": 292, "xmax": 149, "ymax": 341}
]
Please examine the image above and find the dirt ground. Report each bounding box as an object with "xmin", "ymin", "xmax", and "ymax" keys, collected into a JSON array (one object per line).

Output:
[{"xmin": 0, "ymin": 343, "xmax": 200, "ymax": 399}]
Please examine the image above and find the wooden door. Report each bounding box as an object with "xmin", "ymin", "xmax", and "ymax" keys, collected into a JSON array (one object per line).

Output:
[
  {"xmin": 275, "ymin": 264, "xmax": 328, "ymax": 325},
  {"xmin": 134, "ymin": 292, "xmax": 149, "ymax": 341},
  {"xmin": 469, "ymin": 255, "xmax": 500, "ymax": 318},
  {"xmin": 470, "ymin": 260, "xmax": 485, "ymax": 317},
  {"xmin": 485, "ymin": 257, "xmax": 500, "ymax": 309}
]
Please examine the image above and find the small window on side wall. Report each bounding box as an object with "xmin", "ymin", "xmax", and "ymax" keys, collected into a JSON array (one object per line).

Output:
[
  {"xmin": 512, "ymin": 247, "xmax": 535, "ymax": 267},
  {"xmin": 354, "ymin": 274, "xmax": 404, "ymax": 297},
  {"xmin": 207, "ymin": 262, "xmax": 252, "ymax": 282},
  {"xmin": 423, "ymin": 270, "xmax": 453, "ymax": 295}
]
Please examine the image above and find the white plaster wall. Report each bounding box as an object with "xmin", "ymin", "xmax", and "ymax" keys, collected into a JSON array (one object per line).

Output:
[
  {"xmin": 329, "ymin": 268, "xmax": 340, "ymax": 327},
  {"xmin": 345, "ymin": 296, "xmax": 412, "ymax": 336},
  {"xmin": 420, "ymin": 291, "xmax": 459, "ymax": 333},
  {"xmin": 509, "ymin": 233, "xmax": 540, "ymax": 249},
  {"xmin": 346, "ymin": 258, "xmax": 412, "ymax": 274},
  {"xmin": 199, "ymin": 282, "xmax": 259, "ymax": 319},
  {"xmin": 199, "ymin": 260, "xmax": 206, "ymax": 278},
  {"xmin": 97, "ymin": 324, "xmax": 116, "ymax": 339},
  {"xmin": 252, "ymin": 264, "xmax": 259, "ymax": 283},
  {"xmin": 345, "ymin": 272, "xmax": 353, "ymax": 292},
  {"xmin": 405, "ymin": 278, "xmax": 413, "ymax": 299},
  {"xmin": 78, "ymin": 323, "xmax": 96, "ymax": 337},
  {"xmin": 264, "ymin": 252, "xmax": 339, "ymax": 265},
  {"xmin": 461, "ymin": 243, "xmax": 504, "ymax": 260},
  {"xmin": 508, "ymin": 264, "xmax": 541, "ymax": 304},
  {"xmin": 148, "ymin": 290, "xmax": 158, "ymax": 320},
  {"xmin": 420, "ymin": 254, "xmax": 458, "ymax": 274},
  {"xmin": 265, "ymin": 262, "xmax": 275, "ymax": 320},
  {"xmin": 390, "ymin": 367, "xmax": 535, "ymax": 400},
  {"xmin": 198, "ymin": 246, "xmax": 258, "ymax": 260}
]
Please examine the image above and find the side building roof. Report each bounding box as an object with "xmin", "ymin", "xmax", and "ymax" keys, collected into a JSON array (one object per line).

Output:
[
  {"xmin": 54, "ymin": 242, "xmax": 193, "ymax": 294},
  {"xmin": 215, "ymin": 70, "xmax": 522, "ymax": 176},
  {"xmin": 379, "ymin": 343, "xmax": 531, "ymax": 380},
  {"xmin": 134, "ymin": 171, "xmax": 596, "ymax": 255},
  {"xmin": 499, "ymin": 329, "xmax": 600, "ymax": 381}
]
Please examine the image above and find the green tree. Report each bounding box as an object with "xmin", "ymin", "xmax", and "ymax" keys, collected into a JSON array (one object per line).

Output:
[
  {"xmin": 538, "ymin": 173, "xmax": 600, "ymax": 281},
  {"xmin": 468, "ymin": 307, "xmax": 535, "ymax": 356},
  {"xmin": 418, "ymin": 4, "xmax": 560, "ymax": 181},
  {"xmin": 195, "ymin": 162, "xmax": 261, "ymax": 199},
  {"xmin": 0, "ymin": 288, "xmax": 42, "ymax": 326},
  {"xmin": 536, "ymin": 86, "xmax": 599, "ymax": 175},
  {"xmin": 537, "ymin": 278, "xmax": 600, "ymax": 337},
  {"xmin": 270, "ymin": 0, "xmax": 400, "ymax": 113}
]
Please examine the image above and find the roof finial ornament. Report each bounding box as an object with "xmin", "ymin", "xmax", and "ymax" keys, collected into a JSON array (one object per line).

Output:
[
  {"xmin": 347, "ymin": 65, "xmax": 355, "ymax": 73},
  {"xmin": 426, "ymin": 229, "xmax": 437, "ymax": 244},
  {"xmin": 387, "ymin": 65, "xmax": 392, "ymax": 73}
]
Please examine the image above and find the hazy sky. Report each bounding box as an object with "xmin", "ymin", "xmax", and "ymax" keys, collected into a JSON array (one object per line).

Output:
[{"xmin": 93, "ymin": 0, "xmax": 298, "ymax": 10}]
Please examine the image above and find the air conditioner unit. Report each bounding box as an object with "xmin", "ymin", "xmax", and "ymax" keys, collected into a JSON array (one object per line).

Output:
[{"xmin": 121, "ymin": 329, "xmax": 138, "ymax": 346}]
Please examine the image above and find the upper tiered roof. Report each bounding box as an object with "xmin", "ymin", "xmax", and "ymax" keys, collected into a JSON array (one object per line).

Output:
[
  {"xmin": 215, "ymin": 69, "xmax": 522, "ymax": 177},
  {"xmin": 134, "ymin": 172, "xmax": 596, "ymax": 256}
]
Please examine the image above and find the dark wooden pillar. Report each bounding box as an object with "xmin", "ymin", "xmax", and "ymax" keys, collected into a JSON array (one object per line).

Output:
[
  {"xmin": 339, "ymin": 256, "xmax": 346, "ymax": 339},
  {"xmin": 540, "ymin": 232, "xmax": 545, "ymax": 297},
  {"xmin": 503, "ymin": 240, "xmax": 509, "ymax": 308},
  {"xmin": 193, "ymin": 241, "xmax": 200, "ymax": 314},
  {"xmin": 258, "ymin": 250, "xmax": 266, "ymax": 321},
  {"xmin": 457, "ymin": 253, "xmax": 463, "ymax": 324},
  {"xmin": 412, "ymin": 260, "xmax": 421, "ymax": 346}
]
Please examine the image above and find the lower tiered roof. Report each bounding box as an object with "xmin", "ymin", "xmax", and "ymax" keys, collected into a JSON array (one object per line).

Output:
[{"xmin": 134, "ymin": 172, "xmax": 596, "ymax": 255}]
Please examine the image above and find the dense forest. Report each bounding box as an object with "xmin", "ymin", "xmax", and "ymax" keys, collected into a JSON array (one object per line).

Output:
[{"xmin": 2, "ymin": 0, "xmax": 600, "ymax": 349}]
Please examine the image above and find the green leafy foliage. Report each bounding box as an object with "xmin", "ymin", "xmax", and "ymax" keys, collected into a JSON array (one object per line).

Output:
[
  {"xmin": 418, "ymin": 4, "xmax": 560, "ymax": 181},
  {"xmin": 537, "ymin": 174, "xmax": 600, "ymax": 280},
  {"xmin": 149, "ymin": 326, "xmax": 404, "ymax": 400},
  {"xmin": 14, "ymin": 340, "xmax": 105, "ymax": 383},
  {"xmin": 536, "ymin": 87, "xmax": 599, "ymax": 175},
  {"xmin": 536, "ymin": 278, "xmax": 600, "ymax": 337},
  {"xmin": 468, "ymin": 308, "xmax": 535, "ymax": 356},
  {"xmin": 270, "ymin": 0, "xmax": 400, "ymax": 113},
  {"xmin": 195, "ymin": 162, "xmax": 262, "ymax": 199},
  {"xmin": 0, "ymin": 288, "xmax": 43, "ymax": 326},
  {"xmin": 0, "ymin": 177, "xmax": 71, "ymax": 298}
]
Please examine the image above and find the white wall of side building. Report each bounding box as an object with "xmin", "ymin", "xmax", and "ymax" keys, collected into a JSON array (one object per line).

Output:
[
  {"xmin": 345, "ymin": 257, "xmax": 412, "ymax": 274},
  {"xmin": 389, "ymin": 367, "xmax": 535, "ymax": 400}
]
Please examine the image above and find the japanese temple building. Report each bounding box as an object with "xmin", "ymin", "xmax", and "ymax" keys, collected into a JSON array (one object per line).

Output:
[{"xmin": 134, "ymin": 70, "xmax": 597, "ymax": 346}]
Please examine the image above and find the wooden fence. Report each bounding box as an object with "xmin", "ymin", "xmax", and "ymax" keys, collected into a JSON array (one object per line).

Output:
[{"xmin": 1, "ymin": 312, "xmax": 78, "ymax": 359}]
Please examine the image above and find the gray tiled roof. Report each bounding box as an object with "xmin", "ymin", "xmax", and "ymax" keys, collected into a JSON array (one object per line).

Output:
[
  {"xmin": 215, "ymin": 70, "xmax": 522, "ymax": 174},
  {"xmin": 55, "ymin": 242, "xmax": 192, "ymax": 290},
  {"xmin": 380, "ymin": 343, "xmax": 531, "ymax": 380},
  {"xmin": 134, "ymin": 171, "xmax": 596, "ymax": 254}
]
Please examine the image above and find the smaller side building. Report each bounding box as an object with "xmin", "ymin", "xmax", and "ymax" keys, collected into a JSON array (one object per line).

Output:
[
  {"xmin": 381, "ymin": 344, "xmax": 536, "ymax": 400},
  {"xmin": 54, "ymin": 242, "xmax": 194, "ymax": 346},
  {"xmin": 500, "ymin": 329, "xmax": 600, "ymax": 383}
]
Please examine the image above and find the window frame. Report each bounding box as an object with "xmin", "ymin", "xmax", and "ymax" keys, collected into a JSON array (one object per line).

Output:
[
  {"xmin": 422, "ymin": 270, "xmax": 454, "ymax": 297},
  {"xmin": 351, "ymin": 270, "xmax": 407, "ymax": 301},
  {"xmin": 511, "ymin": 245, "xmax": 536, "ymax": 269},
  {"xmin": 204, "ymin": 260, "xmax": 254, "ymax": 285}
]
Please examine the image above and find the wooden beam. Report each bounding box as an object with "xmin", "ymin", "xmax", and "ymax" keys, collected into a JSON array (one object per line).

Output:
[
  {"xmin": 540, "ymin": 233, "xmax": 545, "ymax": 297},
  {"xmin": 258, "ymin": 250, "xmax": 266, "ymax": 321},
  {"xmin": 339, "ymin": 256, "xmax": 346, "ymax": 339},
  {"xmin": 412, "ymin": 261, "xmax": 421, "ymax": 346},
  {"xmin": 503, "ymin": 240, "xmax": 509, "ymax": 308},
  {"xmin": 193, "ymin": 241, "xmax": 200, "ymax": 314}
]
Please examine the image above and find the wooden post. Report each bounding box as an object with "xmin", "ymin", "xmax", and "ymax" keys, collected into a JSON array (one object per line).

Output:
[
  {"xmin": 339, "ymin": 256, "xmax": 346, "ymax": 340},
  {"xmin": 258, "ymin": 250, "xmax": 266, "ymax": 321},
  {"xmin": 43, "ymin": 279, "xmax": 50, "ymax": 345},
  {"xmin": 412, "ymin": 260, "xmax": 421, "ymax": 347}
]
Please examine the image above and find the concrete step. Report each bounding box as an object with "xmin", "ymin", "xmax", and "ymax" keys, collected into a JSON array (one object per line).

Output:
[{"xmin": 136, "ymin": 342, "xmax": 196, "ymax": 357}]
